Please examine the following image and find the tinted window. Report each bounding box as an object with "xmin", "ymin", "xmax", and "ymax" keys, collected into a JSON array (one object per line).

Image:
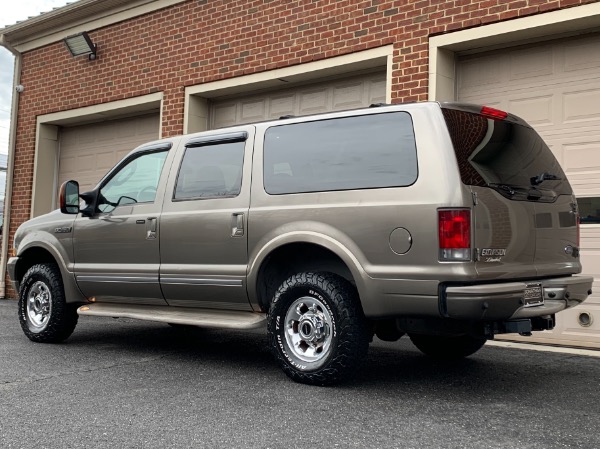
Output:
[
  {"xmin": 99, "ymin": 150, "xmax": 168, "ymax": 212},
  {"xmin": 174, "ymin": 141, "xmax": 244, "ymax": 200},
  {"xmin": 263, "ymin": 112, "xmax": 417, "ymax": 194},
  {"xmin": 442, "ymin": 108, "xmax": 571, "ymax": 196},
  {"xmin": 579, "ymin": 197, "xmax": 600, "ymax": 224}
]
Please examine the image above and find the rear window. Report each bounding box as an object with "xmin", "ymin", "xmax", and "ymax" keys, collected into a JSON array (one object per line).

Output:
[
  {"xmin": 263, "ymin": 112, "xmax": 417, "ymax": 195},
  {"xmin": 442, "ymin": 108, "xmax": 571, "ymax": 195}
]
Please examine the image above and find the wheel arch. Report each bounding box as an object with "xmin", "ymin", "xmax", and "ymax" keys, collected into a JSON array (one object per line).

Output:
[
  {"xmin": 248, "ymin": 232, "xmax": 369, "ymax": 313},
  {"xmin": 15, "ymin": 242, "xmax": 86, "ymax": 304}
]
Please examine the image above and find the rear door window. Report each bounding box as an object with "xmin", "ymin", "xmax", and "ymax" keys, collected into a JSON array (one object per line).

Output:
[
  {"xmin": 263, "ymin": 112, "xmax": 417, "ymax": 194},
  {"xmin": 174, "ymin": 141, "xmax": 245, "ymax": 200}
]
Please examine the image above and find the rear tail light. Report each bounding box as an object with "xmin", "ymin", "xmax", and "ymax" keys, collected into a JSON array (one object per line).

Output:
[
  {"xmin": 480, "ymin": 106, "xmax": 508, "ymax": 121},
  {"xmin": 439, "ymin": 209, "xmax": 471, "ymax": 261}
]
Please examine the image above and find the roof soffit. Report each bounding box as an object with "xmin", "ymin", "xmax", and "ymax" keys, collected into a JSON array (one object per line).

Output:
[{"xmin": 0, "ymin": 0, "xmax": 187, "ymax": 52}]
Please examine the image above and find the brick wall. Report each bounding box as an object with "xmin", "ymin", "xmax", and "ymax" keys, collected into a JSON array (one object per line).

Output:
[{"xmin": 5, "ymin": 0, "xmax": 599, "ymax": 297}]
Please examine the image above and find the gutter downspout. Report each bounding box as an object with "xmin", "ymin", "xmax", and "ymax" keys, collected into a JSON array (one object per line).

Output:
[{"xmin": 0, "ymin": 35, "xmax": 21, "ymax": 299}]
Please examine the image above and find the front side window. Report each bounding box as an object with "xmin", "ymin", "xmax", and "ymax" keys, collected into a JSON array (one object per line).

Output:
[
  {"xmin": 263, "ymin": 112, "xmax": 418, "ymax": 195},
  {"xmin": 99, "ymin": 150, "xmax": 168, "ymax": 212},
  {"xmin": 174, "ymin": 141, "xmax": 245, "ymax": 200}
]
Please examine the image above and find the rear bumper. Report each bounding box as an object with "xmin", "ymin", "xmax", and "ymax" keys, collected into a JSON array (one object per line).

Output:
[{"xmin": 442, "ymin": 275, "xmax": 593, "ymax": 321}]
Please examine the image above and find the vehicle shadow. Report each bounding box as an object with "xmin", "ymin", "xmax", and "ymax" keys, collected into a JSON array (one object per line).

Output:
[{"xmin": 64, "ymin": 316, "xmax": 597, "ymax": 402}]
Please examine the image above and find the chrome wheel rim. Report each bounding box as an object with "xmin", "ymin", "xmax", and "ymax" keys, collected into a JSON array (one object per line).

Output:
[
  {"xmin": 284, "ymin": 296, "xmax": 333, "ymax": 363},
  {"xmin": 26, "ymin": 281, "xmax": 52, "ymax": 329}
]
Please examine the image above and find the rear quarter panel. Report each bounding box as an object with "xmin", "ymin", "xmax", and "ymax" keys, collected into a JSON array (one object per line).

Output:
[{"xmin": 247, "ymin": 103, "xmax": 475, "ymax": 316}]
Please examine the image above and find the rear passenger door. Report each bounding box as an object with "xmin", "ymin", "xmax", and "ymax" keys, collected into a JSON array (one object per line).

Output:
[{"xmin": 159, "ymin": 127, "xmax": 254, "ymax": 310}]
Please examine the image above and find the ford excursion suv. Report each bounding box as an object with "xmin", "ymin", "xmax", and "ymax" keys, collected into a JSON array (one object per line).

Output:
[{"xmin": 8, "ymin": 102, "xmax": 593, "ymax": 385}]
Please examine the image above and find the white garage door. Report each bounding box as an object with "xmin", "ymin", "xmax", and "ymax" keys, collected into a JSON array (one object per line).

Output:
[
  {"xmin": 59, "ymin": 114, "xmax": 160, "ymax": 193},
  {"xmin": 210, "ymin": 71, "xmax": 386, "ymax": 129},
  {"xmin": 457, "ymin": 33, "xmax": 600, "ymax": 348}
]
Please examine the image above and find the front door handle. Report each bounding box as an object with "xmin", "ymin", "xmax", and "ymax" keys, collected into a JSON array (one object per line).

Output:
[
  {"xmin": 231, "ymin": 213, "xmax": 244, "ymax": 237},
  {"xmin": 146, "ymin": 217, "xmax": 157, "ymax": 240}
]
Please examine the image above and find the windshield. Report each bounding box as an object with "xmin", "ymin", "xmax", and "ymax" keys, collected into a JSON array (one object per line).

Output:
[{"xmin": 442, "ymin": 107, "xmax": 572, "ymax": 196}]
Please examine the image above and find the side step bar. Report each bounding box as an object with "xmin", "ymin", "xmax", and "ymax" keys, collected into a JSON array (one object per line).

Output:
[{"xmin": 78, "ymin": 303, "xmax": 267, "ymax": 329}]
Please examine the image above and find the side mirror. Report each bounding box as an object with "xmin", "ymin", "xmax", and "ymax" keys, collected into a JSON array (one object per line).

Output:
[{"xmin": 59, "ymin": 180, "xmax": 80, "ymax": 215}]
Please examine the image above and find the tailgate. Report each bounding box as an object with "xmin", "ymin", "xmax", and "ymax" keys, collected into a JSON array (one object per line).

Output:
[{"xmin": 442, "ymin": 103, "xmax": 582, "ymax": 279}]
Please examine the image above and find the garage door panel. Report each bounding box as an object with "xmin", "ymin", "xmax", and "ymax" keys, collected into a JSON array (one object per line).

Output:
[
  {"xmin": 208, "ymin": 72, "xmax": 386, "ymax": 129},
  {"xmin": 59, "ymin": 114, "xmax": 159, "ymax": 194},
  {"xmin": 563, "ymin": 141, "xmax": 600, "ymax": 172},
  {"xmin": 458, "ymin": 34, "xmax": 600, "ymax": 347},
  {"xmin": 332, "ymin": 81, "xmax": 368, "ymax": 109},
  {"xmin": 508, "ymin": 95, "xmax": 553, "ymax": 125},
  {"xmin": 299, "ymin": 88, "xmax": 330, "ymax": 114},
  {"xmin": 509, "ymin": 46, "xmax": 554, "ymax": 80},
  {"xmin": 269, "ymin": 94, "xmax": 295, "ymax": 117},
  {"xmin": 563, "ymin": 88, "xmax": 600, "ymax": 123},
  {"xmin": 240, "ymin": 99, "xmax": 267, "ymax": 123},
  {"xmin": 458, "ymin": 55, "xmax": 504, "ymax": 89},
  {"xmin": 564, "ymin": 39, "xmax": 600, "ymax": 72},
  {"xmin": 369, "ymin": 79, "xmax": 387, "ymax": 104},
  {"xmin": 211, "ymin": 103, "xmax": 238, "ymax": 129}
]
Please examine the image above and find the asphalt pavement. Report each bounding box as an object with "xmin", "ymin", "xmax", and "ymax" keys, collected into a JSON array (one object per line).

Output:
[{"xmin": 1, "ymin": 299, "xmax": 599, "ymax": 449}]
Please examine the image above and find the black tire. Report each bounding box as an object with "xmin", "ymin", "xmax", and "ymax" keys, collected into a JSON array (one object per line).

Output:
[
  {"xmin": 267, "ymin": 272, "xmax": 369, "ymax": 386},
  {"xmin": 18, "ymin": 263, "xmax": 78, "ymax": 343},
  {"xmin": 409, "ymin": 333, "xmax": 486, "ymax": 360}
]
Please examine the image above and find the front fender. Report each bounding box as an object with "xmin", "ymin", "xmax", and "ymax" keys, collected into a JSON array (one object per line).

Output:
[{"xmin": 16, "ymin": 231, "xmax": 86, "ymax": 304}]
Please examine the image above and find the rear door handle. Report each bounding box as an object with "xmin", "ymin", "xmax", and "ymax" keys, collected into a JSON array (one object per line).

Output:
[{"xmin": 231, "ymin": 213, "xmax": 244, "ymax": 237}]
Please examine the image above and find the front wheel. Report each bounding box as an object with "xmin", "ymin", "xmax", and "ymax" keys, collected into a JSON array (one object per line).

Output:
[
  {"xmin": 18, "ymin": 263, "xmax": 78, "ymax": 343},
  {"xmin": 268, "ymin": 272, "xmax": 369, "ymax": 386},
  {"xmin": 409, "ymin": 333, "xmax": 486, "ymax": 360}
]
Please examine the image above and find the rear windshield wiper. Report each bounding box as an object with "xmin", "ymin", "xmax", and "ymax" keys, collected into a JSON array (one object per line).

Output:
[
  {"xmin": 530, "ymin": 172, "xmax": 562, "ymax": 186},
  {"xmin": 488, "ymin": 183, "xmax": 516, "ymax": 196}
]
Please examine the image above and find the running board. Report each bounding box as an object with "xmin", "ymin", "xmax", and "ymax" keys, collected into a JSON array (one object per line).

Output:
[{"xmin": 77, "ymin": 303, "xmax": 267, "ymax": 329}]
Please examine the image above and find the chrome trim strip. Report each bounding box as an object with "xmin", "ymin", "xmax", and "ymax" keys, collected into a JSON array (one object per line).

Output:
[
  {"xmin": 76, "ymin": 276, "xmax": 159, "ymax": 283},
  {"xmin": 160, "ymin": 278, "xmax": 243, "ymax": 286}
]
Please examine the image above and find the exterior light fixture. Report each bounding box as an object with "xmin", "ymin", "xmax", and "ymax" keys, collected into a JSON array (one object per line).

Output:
[{"xmin": 64, "ymin": 32, "xmax": 97, "ymax": 60}]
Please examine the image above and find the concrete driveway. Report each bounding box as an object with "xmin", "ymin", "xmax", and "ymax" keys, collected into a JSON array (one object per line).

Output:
[{"xmin": 1, "ymin": 300, "xmax": 599, "ymax": 449}]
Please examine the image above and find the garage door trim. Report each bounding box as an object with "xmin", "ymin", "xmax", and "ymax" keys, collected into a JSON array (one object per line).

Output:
[
  {"xmin": 428, "ymin": 2, "xmax": 600, "ymax": 102},
  {"xmin": 184, "ymin": 45, "xmax": 393, "ymax": 134}
]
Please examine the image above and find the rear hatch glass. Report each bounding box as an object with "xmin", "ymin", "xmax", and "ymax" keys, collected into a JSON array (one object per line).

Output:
[
  {"xmin": 442, "ymin": 105, "xmax": 579, "ymax": 278},
  {"xmin": 441, "ymin": 106, "xmax": 571, "ymax": 199}
]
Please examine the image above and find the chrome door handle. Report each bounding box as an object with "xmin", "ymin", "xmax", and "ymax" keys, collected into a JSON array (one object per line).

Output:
[
  {"xmin": 146, "ymin": 217, "xmax": 157, "ymax": 240},
  {"xmin": 231, "ymin": 213, "xmax": 244, "ymax": 237}
]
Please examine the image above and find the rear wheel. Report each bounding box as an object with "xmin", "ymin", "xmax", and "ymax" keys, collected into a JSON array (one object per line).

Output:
[
  {"xmin": 18, "ymin": 263, "xmax": 78, "ymax": 343},
  {"xmin": 268, "ymin": 272, "xmax": 369, "ymax": 386},
  {"xmin": 409, "ymin": 333, "xmax": 486, "ymax": 360}
]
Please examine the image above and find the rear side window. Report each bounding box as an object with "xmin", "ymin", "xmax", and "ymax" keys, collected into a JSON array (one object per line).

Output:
[
  {"xmin": 442, "ymin": 108, "xmax": 571, "ymax": 195},
  {"xmin": 263, "ymin": 112, "xmax": 417, "ymax": 195},
  {"xmin": 174, "ymin": 141, "xmax": 244, "ymax": 200}
]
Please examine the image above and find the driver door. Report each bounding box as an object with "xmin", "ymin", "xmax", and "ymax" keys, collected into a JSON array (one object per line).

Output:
[{"xmin": 73, "ymin": 145, "xmax": 174, "ymax": 305}]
